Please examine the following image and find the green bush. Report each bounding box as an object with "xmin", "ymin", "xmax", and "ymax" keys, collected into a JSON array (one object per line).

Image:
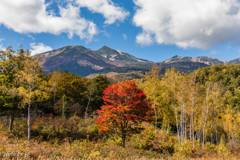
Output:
[
  {"xmin": 0, "ymin": 145, "xmax": 6, "ymax": 155},
  {"xmin": 173, "ymin": 139, "xmax": 201, "ymax": 159},
  {"xmin": 130, "ymin": 124, "xmax": 177, "ymax": 154},
  {"xmin": 30, "ymin": 116, "xmax": 100, "ymax": 142},
  {"xmin": 130, "ymin": 125, "xmax": 156, "ymax": 149},
  {"xmin": 204, "ymin": 142, "xmax": 216, "ymax": 153},
  {"xmin": 216, "ymin": 136, "xmax": 230, "ymax": 158}
]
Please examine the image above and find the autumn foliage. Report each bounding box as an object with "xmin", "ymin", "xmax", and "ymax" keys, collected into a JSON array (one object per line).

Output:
[{"xmin": 95, "ymin": 80, "xmax": 152, "ymax": 147}]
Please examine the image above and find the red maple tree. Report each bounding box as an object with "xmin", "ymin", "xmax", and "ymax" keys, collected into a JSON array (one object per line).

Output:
[{"xmin": 95, "ymin": 80, "xmax": 152, "ymax": 147}]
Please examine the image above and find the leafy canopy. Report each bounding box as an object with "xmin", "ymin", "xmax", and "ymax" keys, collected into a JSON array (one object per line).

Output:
[{"xmin": 95, "ymin": 80, "xmax": 152, "ymax": 134}]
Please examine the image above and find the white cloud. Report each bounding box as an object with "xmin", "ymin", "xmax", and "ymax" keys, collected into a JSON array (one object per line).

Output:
[
  {"xmin": 30, "ymin": 43, "xmax": 52, "ymax": 56},
  {"xmin": 0, "ymin": 0, "xmax": 97, "ymax": 41},
  {"xmin": 123, "ymin": 34, "xmax": 127, "ymax": 40},
  {"xmin": 76, "ymin": 0, "xmax": 129, "ymax": 24},
  {"xmin": 133, "ymin": 0, "xmax": 240, "ymax": 49},
  {"xmin": 136, "ymin": 32, "xmax": 153, "ymax": 45}
]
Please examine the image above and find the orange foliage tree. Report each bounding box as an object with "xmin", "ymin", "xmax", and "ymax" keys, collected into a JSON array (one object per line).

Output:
[{"xmin": 95, "ymin": 80, "xmax": 152, "ymax": 147}]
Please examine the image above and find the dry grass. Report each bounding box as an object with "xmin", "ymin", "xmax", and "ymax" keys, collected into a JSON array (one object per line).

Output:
[{"xmin": 0, "ymin": 117, "xmax": 239, "ymax": 160}]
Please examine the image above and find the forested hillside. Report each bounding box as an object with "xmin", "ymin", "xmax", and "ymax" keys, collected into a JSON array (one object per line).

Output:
[
  {"xmin": 0, "ymin": 48, "xmax": 240, "ymax": 159},
  {"xmin": 137, "ymin": 64, "xmax": 240, "ymax": 148}
]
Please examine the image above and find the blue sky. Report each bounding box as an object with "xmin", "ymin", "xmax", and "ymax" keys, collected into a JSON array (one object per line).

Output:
[{"xmin": 1, "ymin": 0, "xmax": 240, "ymax": 62}]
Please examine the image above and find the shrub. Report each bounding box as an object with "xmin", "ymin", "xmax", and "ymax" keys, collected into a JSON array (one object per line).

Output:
[
  {"xmin": 173, "ymin": 139, "xmax": 201, "ymax": 159},
  {"xmin": 130, "ymin": 125, "xmax": 156, "ymax": 149},
  {"xmin": 130, "ymin": 124, "xmax": 177, "ymax": 154},
  {"xmin": 30, "ymin": 116, "xmax": 100, "ymax": 142},
  {"xmin": 216, "ymin": 136, "xmax": 230, "ymax": 158},
  {"xmin": 0, "ymin": 145, "xmax": 6, "ymax": 155}
]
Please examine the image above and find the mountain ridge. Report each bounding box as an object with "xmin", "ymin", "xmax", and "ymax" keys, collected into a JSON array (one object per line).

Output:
[
  {"xmin": 36, "ymin": 45, "xmax": 153, "ymax": 77},
  {"xmin": 163, "ymin": 55, "xmax": 228, "ymax": 65},
  {"xmin": 36, "ymin": 45, "xmax": 240, "ymax": 79}
]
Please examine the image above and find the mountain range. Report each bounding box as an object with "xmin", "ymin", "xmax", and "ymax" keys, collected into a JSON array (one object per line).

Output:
[{"xmin": 36, "ymin": 45, "xmax": 240, "ymax": 79}]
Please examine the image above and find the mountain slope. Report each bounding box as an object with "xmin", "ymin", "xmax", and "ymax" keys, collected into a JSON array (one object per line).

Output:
[
  {"xmin": 37, "ymin": 45, "xmax": 153, "ymax": 77},
  {"xmin": 38, "ymin": 46, "xmax": 114, "ymax": 76},
  {"xmin": 163, "ymin": 55, "xmax": 225, "ymax": 65},
  {"xmin": 228, "ymin": 58, "xmax": 240, "ymax": 64},
  {"xmin": 159, "ymin": 61, "xmax": 209, "ymax": 73},
  {"xmin": 95, "ymin": 46, "xmax": 150, "ymax": 65}
]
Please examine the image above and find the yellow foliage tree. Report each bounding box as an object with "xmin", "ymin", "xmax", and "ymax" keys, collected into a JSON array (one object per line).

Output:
[{"xmin": 16, "ymin": 52, "xmax": 48, "ymax": 143}]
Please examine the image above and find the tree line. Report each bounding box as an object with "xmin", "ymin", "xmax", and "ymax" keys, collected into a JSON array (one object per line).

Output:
[
  {"xmin": 0, "ymin": 47, "xmax": 110, "ymax": 142},
  {"xmin": 136, "ymin": 64, "xmax": 240, "ymax": 148}
]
